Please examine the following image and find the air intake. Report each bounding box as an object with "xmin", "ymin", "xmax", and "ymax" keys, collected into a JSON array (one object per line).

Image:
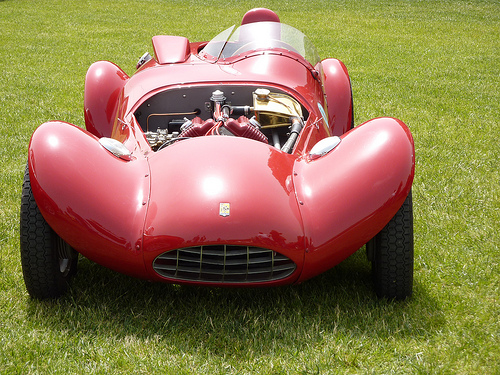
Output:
[{"xmin": 153, "ymin": 245, "xmax": 296, "ymax": 283}]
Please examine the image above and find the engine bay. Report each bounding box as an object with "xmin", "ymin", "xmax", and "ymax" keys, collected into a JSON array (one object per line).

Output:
[{"xmin": 133, "ymin": 85, "xmax": 308, "ymax": 152}]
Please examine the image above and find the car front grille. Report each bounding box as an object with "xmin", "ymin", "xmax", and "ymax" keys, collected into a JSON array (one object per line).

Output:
[{"xmin": 152, "ymin": 245, "xmax": 296, "ymax": 283}]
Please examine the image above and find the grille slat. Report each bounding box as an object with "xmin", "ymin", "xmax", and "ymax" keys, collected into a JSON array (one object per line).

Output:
[{"xmin": 153, "ymin": 245, "xmax": 296, "ymax": 283}]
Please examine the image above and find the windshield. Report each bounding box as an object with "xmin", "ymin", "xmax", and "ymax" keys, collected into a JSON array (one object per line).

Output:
[{"xmin": 200, "ymin": 22, "xmax": 320, "ymax": 66}]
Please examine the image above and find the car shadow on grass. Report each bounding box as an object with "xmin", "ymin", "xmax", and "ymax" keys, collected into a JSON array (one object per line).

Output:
[{"xmin": 26, "ymin": 249, "xmax": 444, "ymax": 357}]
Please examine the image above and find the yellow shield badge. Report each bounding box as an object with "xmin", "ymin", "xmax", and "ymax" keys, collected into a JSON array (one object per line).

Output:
[{"xmin": 219, "ymin": 203, "xmax": 230, "ymax": 217}]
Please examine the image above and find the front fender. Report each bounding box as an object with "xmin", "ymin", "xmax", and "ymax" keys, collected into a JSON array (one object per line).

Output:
[
  {"xmin": 294, "ymin": 117, "xmax": 414, "ymax": 282},
  {"xmin": 28, "ymin": 121, "xmax": 150, "ymax": 278}
]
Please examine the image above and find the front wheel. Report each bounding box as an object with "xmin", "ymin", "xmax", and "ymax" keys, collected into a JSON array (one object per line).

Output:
[
  {"xmin": 366, "ymin": 190, "xmax": 413, "ymax": 300},
  {"xmin": 20, "ymin": 163, "xmax": 78, "ymax": 299}
]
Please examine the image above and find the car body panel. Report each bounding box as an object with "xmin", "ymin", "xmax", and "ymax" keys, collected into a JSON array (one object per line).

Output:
[
  {"xmin": 294, "ymin": 117, "xmax": 414, "ymax": 281},
  {"xmin": 152, "ymin": 35, "xmax": 191, "ymax": 64},
  {"xmin": 29, "ymin": 121, "xmax": 150, "ymax": 278},
  {"xmin": 142, "ymin": 136, "xmax": 306, "ymax": 285},
  {"xmin": 26, "ymin": 9, "xmax": 414, "ymax": 288}
]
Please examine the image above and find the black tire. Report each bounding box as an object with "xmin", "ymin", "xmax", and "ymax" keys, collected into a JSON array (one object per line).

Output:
[
  {"xmin": 20, "ymin": 163, "xmax": 78, "ymax": 299},
  {"xmin": 367, "ymin": 190, "xmax": 413, "ymax": 300}
]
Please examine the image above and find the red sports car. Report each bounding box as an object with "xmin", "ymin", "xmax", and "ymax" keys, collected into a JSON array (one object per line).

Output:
[{"xmin": 20, "ymin": 8, "xmax": 415, "ymax": 300}]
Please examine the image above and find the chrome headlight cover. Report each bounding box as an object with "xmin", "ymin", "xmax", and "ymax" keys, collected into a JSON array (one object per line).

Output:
[
  {"xmin": 309, "ymin": 136, "xmax": 341, "ymax": 160},
  {"xmin": 99, "ymin": 137, "xmax": 132, "ymax": 161}
]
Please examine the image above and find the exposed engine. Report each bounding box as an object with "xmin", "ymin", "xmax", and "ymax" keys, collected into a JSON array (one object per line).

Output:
[{"xmin": 138, "ymin": 87, "xmax": 306, "ymax": 152}]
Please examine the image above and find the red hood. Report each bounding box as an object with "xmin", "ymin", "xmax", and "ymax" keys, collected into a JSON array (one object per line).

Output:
[{"xmin": 142, "ymin": 136, "xmax": 306, "ymax": 270}]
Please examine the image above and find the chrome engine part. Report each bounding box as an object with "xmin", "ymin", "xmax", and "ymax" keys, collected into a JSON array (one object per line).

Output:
[
  {"xmin": 145, "ymin": 128, "xmax": 179, "ymax": 150},
  {"xmin": 140, "ymin": 88, "xmax": 306, "ymax": 152}
]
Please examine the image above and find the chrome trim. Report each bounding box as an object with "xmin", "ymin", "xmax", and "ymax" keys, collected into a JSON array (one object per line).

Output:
[
  {"xmin": 136, "ymin": 51, "xmax": 152, "ymax": 69},
  {"xmin": 309, "ymin": 136, "xmax": 341, "ymax": 160},
  {"xmin": 99, "ymin": 137, "xmax": 132, "ymax": 161}
]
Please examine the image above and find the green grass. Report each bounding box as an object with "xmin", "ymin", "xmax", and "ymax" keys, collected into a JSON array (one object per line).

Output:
[{"xmin": 1, "ymin": 0, "xmax": 499, "ymax": 373}]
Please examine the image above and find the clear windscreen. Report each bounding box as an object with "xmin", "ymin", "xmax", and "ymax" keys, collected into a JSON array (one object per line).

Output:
[{"xmin": 200, "ymin": 22, "xmax": 320, "ymax": 66}]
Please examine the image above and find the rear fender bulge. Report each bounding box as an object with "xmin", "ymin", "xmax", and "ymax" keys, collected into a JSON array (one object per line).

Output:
[
  {"xmin": 84, "ymin": 61, "xmax": 129, "ymax": 138},
  {"xmin": 293, "ymin": 117, "xmax": 414, "ymax": 281},
  {"xmin": 28, "ymin": 121, "xmax": 150, "ymax": 279},
  {"xmin": 321, "ymin": 58, "xmax": 352, "ymax": 135}
]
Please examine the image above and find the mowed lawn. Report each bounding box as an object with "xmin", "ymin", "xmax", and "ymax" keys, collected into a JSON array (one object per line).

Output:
[{"xmin": 0, "ymin": 0, "xmax": 499, "ymax": 373}]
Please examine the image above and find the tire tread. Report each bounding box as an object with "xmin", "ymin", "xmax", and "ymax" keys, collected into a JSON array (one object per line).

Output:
[
  {"xmin": 372, "ymin": 190, "xmax": 414, "ymax": 300},
  {"xmin": 20, "ymin": 163, "xmax": 70, "ymax": 299}
]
